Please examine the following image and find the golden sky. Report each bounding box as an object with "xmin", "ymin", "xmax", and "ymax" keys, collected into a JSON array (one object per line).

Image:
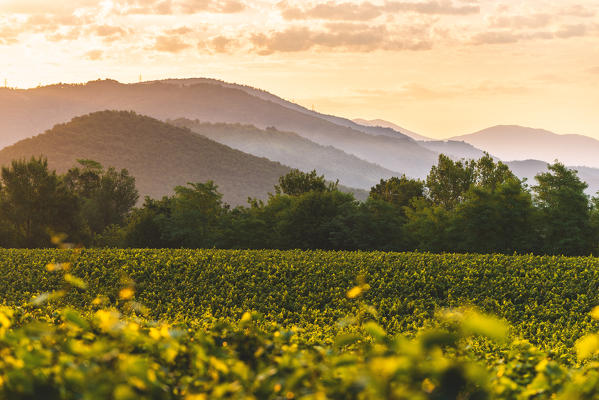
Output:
[{"xmin": 1, "ymin": 0, "xmax": 598, "ymax": 139}]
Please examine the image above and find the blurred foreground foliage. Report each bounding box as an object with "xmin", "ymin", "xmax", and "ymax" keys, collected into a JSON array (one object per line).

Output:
[
  {"xmin": 3, "ymin": 278, "xmax": 599, "ymax": 399},
  {"xmin": 4, "ymin": 249, "xmax": 599, "ymax": 398},
  {"xmin": 4, "ymin": 249, "xmax": 599, "ymax": 362}
]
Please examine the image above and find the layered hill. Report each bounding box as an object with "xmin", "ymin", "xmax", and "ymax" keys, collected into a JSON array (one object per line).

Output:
[
  {"xmin": 0, "ymin": 111, "xmax": 292, "ymax": 206},
  {"xmin": 0, "ymin": 79, "xmax": 438, "ymax": 178},
  {"xmin": 353, "ymin": 118, "xmax": 431, "ymax": 141},
  {"xmin": 152, "ymin": 78, "xmax": 418, "ymax": 141},
  {"xmin": 417, "ymin": 140, "xmax": 488, "ymax": 161},
  {"xmin": 170, "ymin": 119, "xmax": 397, "ymax": 189},
  {"xmin": 451, "ymin": 125, "xmax": 599, "ymax": 168},
  {"xmin": 506, "ymin": 160, "xmax": 599, "ymax": 195}
]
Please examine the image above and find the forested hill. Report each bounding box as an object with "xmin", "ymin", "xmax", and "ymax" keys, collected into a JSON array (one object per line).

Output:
[
  {"xmin": 170, "ymin": 119, "xmax": 397, "ymax": 190},
  {"xmin": 0, "ymin": 111, "xmax": 292, "ymax": 205},
  {"xmin": 0, "ymin": 80, "xmax": 438, "ymax": 178}
]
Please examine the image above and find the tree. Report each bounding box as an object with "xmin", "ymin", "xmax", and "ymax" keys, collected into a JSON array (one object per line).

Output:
[
  {"xmin": 474, "ymin": 153, "xmax": 517, "ymax": 191},
  {"xmin": 274, "ymin": 169, "xmax": 338, "ymax": 196},
  {"xmin": 0, "ymin": 157, "xmax": 81, "ymax": 247},
  {"xmin": 453, "ymin": 178, "xmax": 535, "ymax": 254},
  {"xmin": 404, "ymin": 198, "xmax": 456, "ymax": 253},
  {"xmin": 426, "ymin": 155, "xmax": 476, "ymax": 210},
  {"xmin": 64, "ymin": 160, "xmax": 138, "ymax": 236},
  {"xmin": 275, "ymin": 190, "xmax": 356, "ymax": 250},
  {"xmin": 164, "ymin": 181, "xmax": 227, "ymax": 248},
  {"xmin": 125, "ymin": 196, "xmax": 176, "ymax": 248},
  {"xmin": 532, "ymin": 162, "xmax": 593, "ymax": 256},
  {"xmin": 369, "ymin": 175, "xmax": 424, "ymax": 215}
]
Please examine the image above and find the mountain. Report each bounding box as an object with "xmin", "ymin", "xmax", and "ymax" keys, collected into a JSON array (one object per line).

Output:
[
  {"xmin": 0, "ymin": 79, "xmax": 438, "ymax": 178},
  {"xmin": 506, "ymin": 160, "xmax": 599, "ymax": 195},
  {"xmin": 353, "ymin": 119, "xmax": 432, "ymax": 141},
  {"xmin": 151, "ymin": 78, "xmax": 417, "ymax": 141},
  {"xmin": 451, "ymin": 125, "xmax": 599, "ymax": 168},
  {"xmin": 0, "ymin": 111, "xmax": 293, "ymax": 206},
  {"xmin": 170, "ymin": 119, "xmax": 397, "ymax": 189},
  {"xmin": 418, "ymin": 140, "xmax": 488, "ymax": 161}
]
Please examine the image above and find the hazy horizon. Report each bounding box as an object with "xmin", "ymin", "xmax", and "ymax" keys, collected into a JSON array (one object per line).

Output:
[{"xmin": 1, "ymin": 0, "xmax": 598, "ymax": 140}]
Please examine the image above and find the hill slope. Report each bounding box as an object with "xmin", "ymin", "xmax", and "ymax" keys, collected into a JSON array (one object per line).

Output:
[
  {"xmin": 153, "ymin": 78, "xmax": 418, "ymax": 141},
  {"xmin": 418, "ymin": 140, "xmax": 488, "ymax": 161},
  {"xmin": 170, "ymin": 119, "xmax": 398, "ymax": 189},
  {"xmin": 506, "ymin": 160, "xmax": 599, "ymax": 195},
  {"xmin": 0, "ymin": 80, "xmax": 438, "ymax": 178},
  {"xmin": 451, "ymin": 125, "xmax": 599, "ymax": 168},
  {"xmin": 0, "ymin": 111, "xmax": 292, "ymax": 205},
  {"xmin": 353, "ymin": 118, "xmax": 432, "ymax": 141}
]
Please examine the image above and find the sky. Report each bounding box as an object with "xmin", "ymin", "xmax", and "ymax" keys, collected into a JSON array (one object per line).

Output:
[{"xmin": 1, "ymin": 0, "xmax": 598, "ymax": 139}]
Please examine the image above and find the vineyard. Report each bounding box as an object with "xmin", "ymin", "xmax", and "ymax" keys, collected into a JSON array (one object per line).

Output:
[{"xmin": 3, "ymin": 249, "xmax": 599, "ymax": 398}]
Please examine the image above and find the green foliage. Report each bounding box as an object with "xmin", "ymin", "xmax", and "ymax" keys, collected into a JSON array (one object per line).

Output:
[
  {"xmin": 1, "ymin": 249, "xmax": 599, "ymax": 363},
  {"xmin": 426, "ymin": 154, "xmax": 476, "ymax": 210},
  {"xmin": 369, "ymin": 175, "xmax": 424, "ymax": 214},
  {"xmin": 452, "ymin": 179, "xmax": 536, "ymax": 254},
  {"xmin": 4, "ymin": 250, "xmax": 599, "ymax": 398},
  {"xmin": 533, "ymin": 162, "xmax": 595, "ymax": 256},
  {"xmin": 64, "ymin": 159, "xmax": 138, "ymax": 239},
  {"xmin": 274, "ymin": 169, "xmax": 338, "ymax": 196},
  {"xmin": 0, "ymin": 157, "xmax": 81, "ymax": 247}
]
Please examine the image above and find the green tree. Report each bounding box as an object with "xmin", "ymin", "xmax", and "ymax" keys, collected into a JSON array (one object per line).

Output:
[
  {"xmin": 124, "ymin": 196, "xmax": 176, "ymax": 248},
  {"xmin": 275, "ymin": 169, "xmax": 337, "ymax": 196},
  {"xmin": 369, "ymin": 175, "xmax": 424, "ymax": 215},
  {"xmin": 328, "ymin": 198, "xmax": 406, "ymax": 251},
  {"xmin": 404, "ymin": 198, "xmax": 456, "ymax": 253},
  {"xmin": 165, "ymin": 181, "xmax": 227, "ymax": 248},
  {"xmin": 64, "ymin": 160, "xmax": 138, "ymax": 237},
  {"xmin": 532, "ymin": 162, "xmax": 593, "ymax": 256},
  {"xmin": 453, "ymin": 178, "xmax": 535, "ymax": 254},
  {"xmin": 426, "ymin": 154, "xmax": 476, "ymax": 210},
  {"xmin": 474, "ymin": 153, "xmax": 517, "ymax": 191},
  {"xmin": 275, "ymin": 190, "xmax": 356, "ymax": 249},
  {"xmin": 0, "ymin": 157, "xmax": 81, "ymax": 247}
]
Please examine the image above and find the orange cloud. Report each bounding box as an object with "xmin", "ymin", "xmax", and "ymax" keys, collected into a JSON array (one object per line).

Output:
[
  {"xmin": 278, "ymin": 0, "xmax": 480, "ymax": 21},
  {"xmin": 152, "ymin": 35, "xmax": 191, "ymax": 53}
]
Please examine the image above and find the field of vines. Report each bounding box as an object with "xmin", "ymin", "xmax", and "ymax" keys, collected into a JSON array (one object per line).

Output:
[{"xmin": 3, "ymin": 249, "xmax": 599, "ymax": 398}]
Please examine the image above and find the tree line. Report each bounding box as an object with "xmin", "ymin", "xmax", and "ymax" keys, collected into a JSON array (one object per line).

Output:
[{"xmin": 4, "ymin": 154, "xmax": 599, "ymax": 256}]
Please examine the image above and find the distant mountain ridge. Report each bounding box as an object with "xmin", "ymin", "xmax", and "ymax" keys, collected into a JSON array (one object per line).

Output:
[
  {"xmin": 0, "ymin": 79, "xmax": 438, "ymax": 178},
  {"xmin": 152, "ymin": 78, "xmax": 418, "ymax": 141},
  {"xmin": 352, "ymin": 118, "xmax": 432, "ymax": 141},
  {"xmin": 0, "ymin": 111, "xmax": 292, "ymax": 206},
  {"xmin": 170, "ymin": 118, "xmax": 397, "ymax": 189},
  {"xmin": 451, "ymin": 125, "xmax": 599, "ymax": 168},
  {"xmin": 3, "ymin": 77, "xmax": 599, "ymax": 196}
]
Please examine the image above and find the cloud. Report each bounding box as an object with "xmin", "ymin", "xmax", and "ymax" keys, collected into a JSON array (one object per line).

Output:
[
  {"xmin": 383, "ymin": 0, "xmax": 480, "ymax": 15},
  {"xmin": 0, "ymin": 31, "xmax": 19, "ymax": 45},
  {"xmin": 352, "ymin": 80, "xmax": 528, "ymax": 100},
  {"xmin": 0, "ymin": 0, "xmax": 98, "ymax": 15},
  {"xmin": 489, "ymin": 14, "xmax": 552, "ymax": 29},
  {"xmin": 471, "ymin": 30, "xmax": 521, "ymax": 45},
  {"xmin": 279, "ymin": 1, "xmax": 382, "ymax": 21},
  {"xmin": 152, "ymin": 35, "xmax": 191, "ymax": 52},
  {"xmin": 117, "ymin": 0, "xmax": 245, "ymax": 15},
  {"xmin": 555, "ymin": 24, "xmax": 587, "ymax": 38},
  {"xmin": 471, "ymin": 22, "xmax": 594, "ymax": 45},
  {"xmin": 85, "ymin": 50, "xmax": 104, "ymax": 61},
  {"xmin": 278, "ymin": 0, "xmax": 479, "ymax": 21},
  {"xmin": 203, "ymin": 35, "xmax": 239, "ymax": 53},
  {"xmin": 250, "ymin": 23, "xmax": 433, "ymax": 54},
  {"xmin": 561, "ymin": 4, "xmax": 596, "ymax": 18}
]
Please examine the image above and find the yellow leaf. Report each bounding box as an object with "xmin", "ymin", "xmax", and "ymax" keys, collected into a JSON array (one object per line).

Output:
[
  {"xmin": 576, "ymin": 334, "xmax": 599, "ymax": 360},
  {"xmin": 119, "ymin": 288, "xmax": 135, "ymax": 300},
  {"xmin": 347, "ymin": 286, "xmax": 362, "ymax": 299}
]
